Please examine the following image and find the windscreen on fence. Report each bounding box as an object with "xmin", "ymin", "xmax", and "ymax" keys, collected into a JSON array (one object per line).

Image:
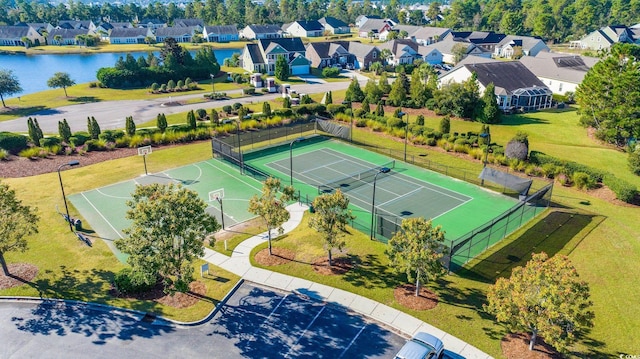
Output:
[
  {"xmin": 211, "ymin": 137, "xmax": 242, "ymax": 165},
  {"xmin": 315, "ymin": 117, "xmax": 350, "ymax": 140},
  {"xmin": 479, "ymin": 167, "xmax": 533, "ymax": 197},
  {"xmin": 318, "ymin": 160, "xmax": 396, "ymax": 194},
  {"xmin": 444, "ymin": 182, "xmax": 554, "ymax": 271}
]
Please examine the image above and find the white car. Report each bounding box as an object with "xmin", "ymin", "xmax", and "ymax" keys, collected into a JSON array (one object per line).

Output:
[{"xmin": 394, "ymin": 332, "xmax": 444, "ymax": 359}]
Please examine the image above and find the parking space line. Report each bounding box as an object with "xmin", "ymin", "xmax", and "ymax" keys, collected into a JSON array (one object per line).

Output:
[
  {"xmin": 250, "ymin": 294, "xmax": 288, "ymax": 338},
  {"xmin": 337, "ymin": 323, "xmax": 367, "ymax": 359},
  {"xmin": 283, "ymin": 306, "xmax": 326, "ymax": 358}
]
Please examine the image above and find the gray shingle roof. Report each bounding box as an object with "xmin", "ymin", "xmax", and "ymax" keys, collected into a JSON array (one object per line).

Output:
[
  {"xmin": 306, "ymin": 41, "xmax": 348, "ymax": 58},
  {"xmin": 259, "ymin": 37, "xmax": 306, "ymax": 53},
  {"xmin": 341, "ymin": 41, "xmax": 378, "ymax": 58},
  {"xmin": 49, "ymin": 28, "xmax": 91, "ymax": 39},
  {"xmin": 204, "ymin": 25, "xmax": 238, "ymax": 35},
  {"xmin": 519, "ymin": 53, "xmax": 597, "ymax": 84},
  {"xmin": 0, "ymin": 25, "xmax": 29, "ymax": 38},
  {"xmin": 497, "ymin": 35, "xmax": 545, "ymax": 51},
  {"xmin": 110, "ymin": 28, "xmax": 149, "ymax": 38},
  {"xmin": 246, "ymin": 43, "xmax": 264, "ymax": 64},
  {"xmin": 155, "ymin": 27, "xmax": 198, "ymax": 37},
  {"xmin": 248, "ymin": 24, "xmax": 282, "ymax": 34},
  {"xmin": 173, "ymin": 18, "xmax": 204, "ymax": 27},
  {"xmin": 318, "ymin": 17, "xmax": 348, "ymax": 29},
  {"xmin": 465, "ymin": 61, "xmax": 547, "ymax": 93},
  {"xmin": 359, "ymin": 19, "xmax": 391, "ymax": 33}
]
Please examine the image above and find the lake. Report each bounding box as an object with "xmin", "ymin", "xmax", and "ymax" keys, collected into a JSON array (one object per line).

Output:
[{"xmin": 0, "ymin": 48, "xmax": 240, "ymax": 98}]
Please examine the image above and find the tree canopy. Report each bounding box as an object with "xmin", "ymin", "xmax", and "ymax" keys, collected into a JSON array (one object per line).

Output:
[
  {"xmin": 0, "ymin": 181, "xmax": 39, "ymax": 276},
  {"xmin": 47, "ymin": 72, "xmax": 76, "ymax": 97},
  {"xmin": 485, "ymin": 252, "xmax": 594, "ymax": 353},
  {"xmin": 274, "ymin": 55, "xmax": 290, "ymax": 81},
  {"xmin": 576, "ymin": 43, "xmax": 640, "ymax": 147},
  {"xmin": 117, "ymin": 183, "xmax": 219, "ymax": 293},
  {"xmin": 248, "ymin": 177, "xmax": 295, "ymax": 255},
  {"xmin": 308, "ymin": 190, "xmax": 355, "ymax": 267},
  {"xmin": 386, "ymin": 217, "xmax": 446, "ymax": 296},
  {"xmin": 344, "ymin": 77, "xmax": 365, "ymax": 103},
  {"xmin": 0, "ymin": 69, "xmax": 22, "ymax": 108}
]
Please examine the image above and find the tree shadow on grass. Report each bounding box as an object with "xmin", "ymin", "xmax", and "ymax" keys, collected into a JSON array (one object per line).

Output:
[
  {"xmin": 67, "ymin": 96, "xmax": 100, "ymax": 103},
  {"xmin": 341, "ymin": 253, "xmax": 404, "ymax": 290},
  {"xmin": 0, "ymin": 105, "xmax": 47, "ymax": 117},
  {"xmin": 456, "ymin": 210, "xmax": 605, "ymax": 283}
]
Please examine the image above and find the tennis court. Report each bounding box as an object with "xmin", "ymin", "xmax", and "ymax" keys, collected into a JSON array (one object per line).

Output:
[
  {"xmin": 242, "ymin": 137, "xmax": 520, "ymax": 254},
  {"xmin": 68, "ymin": 158, "xmax": 264, "ymax": 262}
]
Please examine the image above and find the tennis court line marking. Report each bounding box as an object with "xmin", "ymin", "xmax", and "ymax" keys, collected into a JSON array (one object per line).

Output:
[
  {"xmin": 81, "ymin": 192, "xmax": 124, "ymax": 239},
  {"xmin": 377, "ymin": 186, "xmax": 424, "ymax": 207},
  {"xmin": 338, "ymin": 323, "xmax": 367, "ymax": 359},
  {"xmin": 297, "ymin": 158, "xmax": 351, "ymax": 174},
  {"xmin": 379, "ymin": 174, "xmax": 472, "ymax": 202},
  {"xmin": 267, "ymin": 161, "xmax": 323, "ymax": 186},
  {"xmin": 202, "ymin": 160, "xmax": 263, "ymax": 192},
  {"xmin": 283, "ymin": 305, "xmax": 326, "ymax": 359}
]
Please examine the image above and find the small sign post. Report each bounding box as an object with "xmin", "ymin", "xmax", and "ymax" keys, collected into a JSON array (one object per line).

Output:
[
  {"xmin": 138, "ymin": 145, "xmax": 152, "ymax": 175},
  {"xmin": 200, "ymin": 263, "xmax": 209, "ymax": 277}
]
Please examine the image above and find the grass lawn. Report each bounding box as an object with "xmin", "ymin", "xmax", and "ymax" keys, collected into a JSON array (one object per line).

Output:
[
  {"xmin": 0, "ymin": 141, "xmax": 240, "ymax": 322},
  {"xmin": 210, "ymin": 217, "xmax": 266, "ymax": 255},
  {"xmin": 0, "ymin": 41, "xmax": 244, "ymax": 55}
]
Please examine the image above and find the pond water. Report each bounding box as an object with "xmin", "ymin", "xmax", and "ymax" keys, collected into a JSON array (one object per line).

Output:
[{"xmin": 0, "ymin": 48, "xmax": 240, "ymax": 98}]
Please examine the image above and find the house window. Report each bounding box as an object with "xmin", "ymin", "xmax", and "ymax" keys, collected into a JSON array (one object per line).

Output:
[
  {"xmin": 372, "ymin": 52, "xmax": 377, "ymax": 58},
  {"xmin": 559, "ymin": 83, "xmax": 563, "ymax": 92}
]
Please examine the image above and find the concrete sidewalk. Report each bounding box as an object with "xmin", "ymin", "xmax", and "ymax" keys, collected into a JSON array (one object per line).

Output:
[{"xmin": 202, "ymin": 203, "xmax": 493, "ymax": 359}]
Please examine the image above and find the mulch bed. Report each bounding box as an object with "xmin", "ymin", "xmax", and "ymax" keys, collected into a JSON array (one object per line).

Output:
[
  {"xmin": 254, "ymin": 247, "xmax": 296, "ymax": 266},
  {"xmin": 312, "ymin": 256, "xmax": 353, "ymax": 275},
  {"xmin": 0, "ymin": 263, "xmax": 39, "ymax": 290},
  {"xmin": 501, "ymin": 333, "xmax": 562, "ymax": 359},
  {"xmin": 394, "ymin": 283, "xmax": 438, "ymax": 310},
  {"xmin": 111, "ymin": 280, "xmax": 206, "ymax": 309}
]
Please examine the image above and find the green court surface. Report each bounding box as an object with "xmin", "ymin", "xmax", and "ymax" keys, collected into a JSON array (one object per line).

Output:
[
  {"xmin": 69, "ymin": 158, "xmax": 264, "ymax": 262},
  {"xmin": 242, "ymin": 137, "xmax": 521, "ymax": 258}
]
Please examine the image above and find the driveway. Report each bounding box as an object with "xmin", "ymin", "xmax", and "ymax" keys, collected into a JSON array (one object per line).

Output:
[{"xmin": 0, "ymin": 79, "xmax": 356, "ymax": 134}]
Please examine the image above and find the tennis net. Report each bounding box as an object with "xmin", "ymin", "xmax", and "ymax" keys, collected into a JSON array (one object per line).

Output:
[{"xmin": 318, "ymin": 160, "xmax": 395, "ymax": 194}]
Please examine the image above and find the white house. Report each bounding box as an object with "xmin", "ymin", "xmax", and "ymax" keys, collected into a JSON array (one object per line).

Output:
[
  {"xmin": 519, "ymin": 51, "xmax": 599, "ymax": 95},
  {"xmin": 494, "ymin": 35, "xmax": 550, "ymax": 58},
  {"xmin": 109, "ymin": 27, "xmax": 153, "ymax": 44},
  {"xmin": 203, "ymin": 25, "xmax": 238, "ymax": 42},
  {"xmin": 240, "ymin": 24, "xmax": 282, "ymax": 40},
  {"xmin": 417, "ymin": 45, "xmax": 443, "ymax": 64},
  {"xmin": 282, "ymin": 20, "xmax": 324, "ymax": 38},
  {"xmin": 241, "ymin": 37, "xmax": 310, "ymax": 75}
]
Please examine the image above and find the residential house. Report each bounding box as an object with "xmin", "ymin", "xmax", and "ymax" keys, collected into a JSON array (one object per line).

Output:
[
  {"xmin": 355, "ymin": 15, "xmax": 382, "ymax": 28},
  {"xmin": 341, "ymin": 41, "xmax": 381, "ymax": 70},
  {"xmin": 379, "ymin": 24, "xmax": 420, "ymax": 41},
  {"xmin": 16, "ymin": 22, "xmax": 54, "ymax": 35},
  {"xmin": 57, "ymin": 20, "xmax": 96, "ymax": 32},
  {"xmin": 0, "ymin": 25, "xmax": 46, "ymax": 46},
  {"xmin": 240, "ymin": 24, "xmax": 282, "ymax": 40},
  {"xmin": 109, "ymin": 27, "xmax": 153, "ymax": 44},
  {"xmin": 519, "ymin": 52, "xmax": 599, "ymax": 95},
  {"xmin": 378, "ymin": 39, "xmax": 420, "ymax": 65},
  {"xmin": 358, "ymin": 19, "xmax": 393, "ymax": 39},
  {"xmin": 409, "ymin": 26, "xmax": 450, "ymax": 45},
  {"xmin": 241, "ymin": 37, "xmax": 310, "ymax": 75},
  {"xmin": 439, "ymin": 61, "xmax": 553, "ymax": 111},
  {"xmin": 48, "ymin": 28, "xmax": 93, "ymax": 45},
  {"xmin": 173, "ymin": 18, "xmax": 205, "ymax": 31},
  {"xmin": 305, "ymin": 41, "xmax": 353, "ymax": 68},
  {"xmin": 417, "ymin": 45, "xmax": 443, "ymax": 65},
  {"xmin": 203, "ymin": 25, "xmax": 239, "ymax": 42},
  {"xmin": 318, "ymin": 17, "xmax": 350, "ymax": 35},
  {"xmin": 283, "ymin": 20, "xmax": 324, "ymax": 38},
  {"xmin": 421, "ymin": 39, "xmax": 490, "ymax": 64},
  {"xmin": 95, "ymin": 22, "xmax": 133, "ymax": 40},
  {"xmin": 137, "ymin": 18, "xmax": 167, "ymax": 29},
  {"xmin": 494, "ymin": 35, "xmax": 550, "ymax": 58},
  {"xmin": 577, "ymin": 25, "xmax": 638, "ymax": 50},
  {"xmin": 443, "ymin": 31, "xmax": 506, "ymax": 53},
  {"xmin": 155, "ymin": 26, "xmax": 199, "ymax": 43}
]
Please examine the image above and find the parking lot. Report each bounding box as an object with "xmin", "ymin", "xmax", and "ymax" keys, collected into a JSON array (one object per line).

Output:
[{"xmin": 1, "ymin": 282, "xmax": 406, "ymax": 358}]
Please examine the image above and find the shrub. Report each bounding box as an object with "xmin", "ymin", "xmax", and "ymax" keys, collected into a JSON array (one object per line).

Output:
[
  {"xmin": 223, "ymin": 105, "xmax": 232, "ymax": 114},
  {"xmin": 386, "ymin": 117, "xmax": 404, "ymax": 129},
  {"xmin": 505, "ymin": 140, "xmax": 529, "ymax": 160},
  {"xmin": 99, "ymin": 130, "xmax": 124, "ymax": 142},
  {"xmin": 541, "ymin": 163, "xmax": 559, "ymax": 178},
  {"xmin": 439, "ymin": 116, "xmax": 450, "ymax": 134},
  {"xmin": 128, "ymin": 135, "xmax": 147, "ymax": 148},
  {"xmin": 196, "ymin": 108, "xmax": 207, "ymax": 120},
  {"xmin": 40, "ymin": 137, "xmax": 61, "ymax": 148},
  {"xmin": 469, "ymin": 148, "xmax": 484, "ymax": 160},
  {"xmin": 115, "ymin": 136, "xmax": 130, "ymax": 148},
  {"xmin": 572, "ymin": 172, "xmax": 596, "ymax": 190},
  {"xmin": 0, "ymin": 132, "xmax": 28, "ymax": 154},
  {"xmin": 556, "ymin": 173, "xmax": 571, "ymax": 186},
  {"xmin": 45, "ymin": 145, "xmax": 62, "ymax": 155},
  {"xmin": 322, "ymin": 67, "xmax": 340, "ymax": 78},
  {"xmin": 69, "ymin": 132, "xmax": 90, "ymax": 147},
  {"xmin": 426, "ymin": 137, "xmax": 437, "ymax": 146},
  {"xmin": 233, "ymin": 102, "xmax": 243, "ymax": 111},
  {"xmin": 0, "ymin": 148, "xmax": 9, "ymax": 160},
  {"xmin": 628, "ymin": 148, "xmax": 640, "ymax": 176},
  {"xmin": 113, "ymin": 268, "xmax": 155, "ymax": 294},
  {"xmin": 85, "ymin": 139, "xmax": 108, "ymax": 151},
  {"xmin": 453, "ymin": 143, "xmax": 469, "ymax": 153},
  {"xmin": 19, "ymin": 147, "xmax": 41, "ymax": 159},
  {"xmin": 355, "ymin": 118, "xmax": 367, "ymax": 127},
  {"xmin": 529, "ymin": 151, "xmax": 606, "ymax": 182},
  {"xmin": 603, "ymin": 175, "xmax": 638, "ymax": 203},
  {"xmin": 524, "ymin": 165, "xmax": 543, "ymax": 177}
]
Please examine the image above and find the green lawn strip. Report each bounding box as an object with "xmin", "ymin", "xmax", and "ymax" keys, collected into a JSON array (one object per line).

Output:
[
  {"xmin": 210, "ymin": 217, "xmax": 267, "ymax": 255},
  {"xmin": 1, "ymin": 141, "xmax": 240, "ymax": 321},
  {"xmin": 0, "ymin": 42, "xmax": 244, "ymax": 55},
  {"xmin": 249, "ymin": 214, "xmax": 506, "ymax": 357}
]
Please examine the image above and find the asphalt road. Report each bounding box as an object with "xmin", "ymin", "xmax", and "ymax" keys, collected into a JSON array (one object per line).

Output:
[
  {"xmin": 0, "ymin": 72, "xmax": 369, "ymax": 134},
  {"xmin": 0, "ymin": 282, "xmax": 406, "ymax": 359}
]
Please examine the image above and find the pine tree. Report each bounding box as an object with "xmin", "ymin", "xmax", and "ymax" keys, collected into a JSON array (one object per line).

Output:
[
  {"xmin": 33, "ymin": 118, "xmax": 43, "ymax": 142},
  {"xmin": 262, "ymin": 102, "xmax": 272, "ymax": 117},
  {"xmin": 439, "ymin": 116, "xmax": 450, "ymax": 134},
  {"xmin": 58, "ymin": 119, "xmax": 72, "ymax": 143},
  {"xmin": 326, "ymin": 91, "xmax": 333, "ymax": 104},
  {"xmin": 344, "ymin": 77, "xmax": 364, "ymax": 102},
  {"xmin": 481, "ymin": 83, "xmax": 501, "ymax": 124},
  {"xmin": 274, "ymin": 55, "xmax": 290, "ymax": 81},
  {"xmin": 389, "ymin": 71, "xmax": 409, "ymax": 107},
  {"xmin": 378, "ymin": 72, "xmax": 391, "ymax": 94},
  {"xmin": 187, "ymin": 110, "xmax": 197, "ymax": 130},
  {"xmin": 364, "ymin": 79, "xmax": 383, "ymax": 104},
  {"xmin": 125, "ymin": 116, "xmax": 136, "ymax": 136},
  {"xmin": 283, "ymin": 96, "xmax": 291, "ymax": 109},
  {"xmin": 361, "ymin": 98, "xmax": 370, "ymax": 113},
  {"xmin": 375, "ymin": 102, "xmax": 385, "ymax": 117},
  {"xmin": 27, "ymin": 117, "xmax": 41, "ymax": 146},
  {"xmin": 157, "ymin": 113, "xmax": 168, "ymax": 133},
  {"xmin": 410, "ymin": 68, "xmax": 426, "ymax": 107},
  {"xmin": 210, "ymin": 109, "xmax": 219, "ymax": 125},
  {"xmin": 90, "ymin": 116, "xmax": 101, "ymax": 139}
]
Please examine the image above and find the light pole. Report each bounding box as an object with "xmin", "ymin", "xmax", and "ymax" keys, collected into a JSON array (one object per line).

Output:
[
  {"xmin": 235, "ymin": 120, "xmax": 243, "ymax": 175},
  {"xmin": 289, "ymin": 137, "xmax": 305, "ymax": 186},
  {"xmin": 398, "ymin": 111, "xmax": 408, "ymax": 162},
  {"xmin": 370, "ymin": 167, "xmax": 391, "ymax": 240},
  {"xmin": 480, "ymin": 131, "xmax": 491, "ymax": 186},
  {"xmin": 210, "ymin": 73, "xmax": 215, "ymax": 94},
  {"xmin": 342, "ymin": 100, "xmax": 354, "ymax": 142},
  {"xmin": 58, "ymin": 160, "xmax": 80, "ymax": 232}
]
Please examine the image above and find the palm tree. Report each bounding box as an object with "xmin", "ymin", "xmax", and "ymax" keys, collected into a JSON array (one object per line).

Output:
[
  {"xmin": 54, "ymin": 34, "xmax": 63, "ymax": 45},
  {"xmin": 367, "ymin": 30, "xmax": 375, "ymax": 43},
  {"xmin": 370, "ymin": 62, "xmax": 383, "ymax": 77}
]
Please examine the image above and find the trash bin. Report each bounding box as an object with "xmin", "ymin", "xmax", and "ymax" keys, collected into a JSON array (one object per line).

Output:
[{"xmin": 74, "ymin": 219, "xmax": 82, "ymax": 231}]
